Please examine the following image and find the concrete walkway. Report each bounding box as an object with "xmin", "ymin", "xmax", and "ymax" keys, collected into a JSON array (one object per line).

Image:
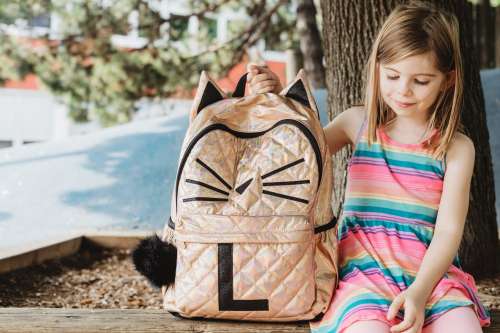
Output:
[{"xmin": 0, "ymin": 109, "xmax": 189, "ymax": 254}]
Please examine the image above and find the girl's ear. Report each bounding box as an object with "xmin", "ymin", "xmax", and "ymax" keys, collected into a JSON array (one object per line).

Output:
[
  {"xmin": 279, "ymin": 69, "xmax": 319, "ymax": 117},
  {"xmin": 189, "ymin": 71, "xmax": 225, "ymax": 122}
]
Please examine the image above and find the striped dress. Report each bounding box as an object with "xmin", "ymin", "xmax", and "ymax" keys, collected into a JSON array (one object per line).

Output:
[{"xmin": 310, "ymin": 118, "xmax": 491, "ymax": 333}]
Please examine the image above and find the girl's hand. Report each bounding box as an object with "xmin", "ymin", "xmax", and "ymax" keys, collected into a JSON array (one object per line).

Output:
[
  {"xmin": 246, "ymin": 62, "xmax": 283, "ymax": 94},
  {"xmin": 387, "ymin": 286, "xmax": 427, "ymax": 333}
]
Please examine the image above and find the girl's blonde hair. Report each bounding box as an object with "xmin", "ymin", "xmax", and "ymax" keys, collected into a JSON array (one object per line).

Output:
[{"xmin": 364, "ymin": 2, "xmax": 464, "ymax": 159}]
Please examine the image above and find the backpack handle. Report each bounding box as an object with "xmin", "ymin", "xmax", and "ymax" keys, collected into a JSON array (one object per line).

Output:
[{"xmin": 232, "ymin": 72, "xmax": 248, "ymax": 98}]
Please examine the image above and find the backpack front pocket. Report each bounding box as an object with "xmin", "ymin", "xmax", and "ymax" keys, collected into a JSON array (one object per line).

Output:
[{"xmin": 173, "ymin": 214, "xmax": 315, "ymax": 320}]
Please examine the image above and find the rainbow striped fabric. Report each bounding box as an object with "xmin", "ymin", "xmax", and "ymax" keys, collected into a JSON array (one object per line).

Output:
[{"xmin": 310, "ymin": 119, "xmax": 491, "ymax": 333}]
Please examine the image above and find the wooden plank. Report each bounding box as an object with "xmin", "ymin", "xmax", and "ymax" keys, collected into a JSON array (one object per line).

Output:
[
  {"xmin": 0, "ymin": 230, "xmax": 155, "ymax": 274},
  {"xmin": 83, "ymin": 230, "xmax": 158, "ymax": 249},
  {"xmin": 0, "ymin": 232, "xmax": 83, "ymax": 260},
  {"xmin": 0, "ymin": 308, "xmax": 497, "ymax": 333},
  {"xmin": 0, "ymin": 308, "xmax": 309, "ymax": 333},
  {"xmin": 0, "ymin": 236, "xmax": 82, "ymax": 274}
]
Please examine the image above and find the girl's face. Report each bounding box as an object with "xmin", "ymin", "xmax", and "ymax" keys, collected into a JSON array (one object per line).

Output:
[{"xmin": 379, "ymin": 52, "xmax": 449, "ymax": 121}]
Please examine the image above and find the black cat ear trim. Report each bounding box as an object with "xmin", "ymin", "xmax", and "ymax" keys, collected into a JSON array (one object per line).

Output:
[
  {"xmin": 285, "ymin": 79, "xmax": 311, "ymax": 109},
  {"xmin": 197, "ymin": 81, "xmax": 224, "ymax": 114},
  {"xmin": 280, "ymin": 69, "xmax": 320, "ymax": 119},
  {"xmin": 189, "ymin": 71, "xmax": 225, "ymax": 122}
]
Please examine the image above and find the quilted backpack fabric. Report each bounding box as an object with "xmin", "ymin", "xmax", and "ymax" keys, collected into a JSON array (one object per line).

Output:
[{"xmin": 161, "ymin": 69, "xmax": 339, "ymax": 321}]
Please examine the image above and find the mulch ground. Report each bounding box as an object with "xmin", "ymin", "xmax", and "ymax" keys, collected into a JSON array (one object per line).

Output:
[
  {"xmin": 0, "ymin": 242, "xmax": 498, "ymax": 311},
  {"xmin": 0, "ymin": 242, "xmax": 162, "ymax": 309}
]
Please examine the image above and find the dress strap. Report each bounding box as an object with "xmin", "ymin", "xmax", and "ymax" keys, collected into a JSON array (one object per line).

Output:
[{"xmin": 352, "ymin": 116, "xmax": 368, "ymax": 149}]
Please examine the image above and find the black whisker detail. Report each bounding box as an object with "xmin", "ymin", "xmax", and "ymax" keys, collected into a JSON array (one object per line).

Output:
[
  {"xmin": 185, "ymin": 179, "xmax": 229, "ymax": 195},
  {"xmin": 195, "ymin": 158, "xmax": 232, "ymax": 190},
  {"xmin": 262, "ymin": 158, "xmax": 305, "ymax": 179},
  {"xmin": 262, "ymin": 190, "xmax": 309, "ymax": 204},
  {"xmin": 263, "ymin": 180, "xmax": 310, "ymax": 186},
  {"xmin": 183, "ymin": 197, "xmax": 228, "ymax": 202}
]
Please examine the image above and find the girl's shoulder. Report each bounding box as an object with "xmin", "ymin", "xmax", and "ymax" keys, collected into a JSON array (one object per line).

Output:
[
  {"xmin": 438, "ymin": 132, "xmax": 475, "ymax": 194},
  {"xmin": 445, "ymin": 131, "xmax": 475, "ymax": 166}
]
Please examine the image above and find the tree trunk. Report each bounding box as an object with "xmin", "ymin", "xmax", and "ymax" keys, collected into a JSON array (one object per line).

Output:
[
  {"xmin": 473, "ymin": 3, "xmax": 482, "ymax": 67},
  {"xmin": 296, "ymin": 0, "xmax": 326, "ymax": 89},
  {"xmin": 471, "ymin": 0, "xmax": 496, "ymax": 69},
  {"xmin": 479, "ymin": 0, "xmax": 496, "ymax": 68},
  {"xmin": 496, "ymin": 5, "xmax": 500, "ymax": 68},
  {"xmin": 321, "ymin": 0, "xmax": 498, "ymax": 277},
  {"xmin": 446, "ymin": 0, "xmax": 498, "ymax": 278}
]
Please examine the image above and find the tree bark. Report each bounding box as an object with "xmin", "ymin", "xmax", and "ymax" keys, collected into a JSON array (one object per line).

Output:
[
  {"xmin": 320, "ymin": 0, "xmax": 498, "ymax": 277},
  {"xmin": 496, "ymin": 5, "xmax": 500, "ymax": 68},
  {"xmin": 446, "ymin": 0, "xmax": 498, "ymax": 278},
  {"xmin": 296, "ymin": 0, "xmax": 326, "ymax": 89},
  {"xmin": 473, "ymin": 3, "xmax": 482, "ymax": 67},
  {"xmin": 478, "ymin": 0, "xmax": 496, "ymax": 68}
]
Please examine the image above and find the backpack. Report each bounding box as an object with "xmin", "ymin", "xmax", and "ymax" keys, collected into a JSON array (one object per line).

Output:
[{"xmin": 133, "ymin": 69, "xmax": 338, "ymax": 322}]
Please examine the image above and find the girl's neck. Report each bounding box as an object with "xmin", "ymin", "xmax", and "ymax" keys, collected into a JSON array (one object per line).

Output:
[
  {"xmin": 383, "ymin": 116, "xmax": 434, "ymax": 145},
  {"xmin": 385, "ymin": 115, "xmax": 430, "ymax": 131}
]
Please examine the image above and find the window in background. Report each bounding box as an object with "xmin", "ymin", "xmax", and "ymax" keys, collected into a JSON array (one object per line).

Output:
[
  {"xmin": 0, "ymin": 141, "xmax": 13, "ymax": 149},
  {"xmin": 28, "ymin": 13, "xmax": 50, "ymax": 28}
]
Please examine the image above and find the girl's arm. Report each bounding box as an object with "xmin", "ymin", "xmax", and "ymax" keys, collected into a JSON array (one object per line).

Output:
[
  {"xmin": 388, "ymin": 133, "xmax": 476, "ymax": 333},
  {"xmin": 323, "ymin": 106, "xmax": 366, "ymax": 155}
]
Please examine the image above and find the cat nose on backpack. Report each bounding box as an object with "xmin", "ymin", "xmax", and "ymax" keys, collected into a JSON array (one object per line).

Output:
[
  {"xmin": 234, "ymin": 170, "xmax": 262, "ymax": 196},
  {"xmin": 232, "ymin": 170, "xmax": 262, "ymax": 212}
]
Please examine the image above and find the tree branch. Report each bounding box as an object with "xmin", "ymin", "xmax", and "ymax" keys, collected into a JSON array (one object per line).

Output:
[
  {"xmin": 186, "ymin": 0, "xmax": 287, "ymax": 58},
  {"xmin": 136, "ymin": 0, "xmax": 234, "ymax": 31}
]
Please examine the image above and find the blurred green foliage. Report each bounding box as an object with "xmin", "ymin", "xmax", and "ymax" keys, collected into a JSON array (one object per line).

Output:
[
  {"xmin": 0, "ymin": 0, "xmax": 296, "ymax": 126},
  {"xmin": 468, "ymin": 0, "xmax": 499, "ymax": 6}
]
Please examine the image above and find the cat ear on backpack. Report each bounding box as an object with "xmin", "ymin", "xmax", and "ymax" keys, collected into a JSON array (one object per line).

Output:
[
  {"xmin": 279, "ymin": 69, "xmax": 319, "ymax": 118},
  {"xmin": 189, "ymin": 71, "xmax": 226, "ymax": 122}
]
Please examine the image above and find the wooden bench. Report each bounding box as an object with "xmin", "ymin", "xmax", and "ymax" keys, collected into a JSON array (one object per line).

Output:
[
  {"xmin": 1, "ymin": 233, "xmax": 498, "ymax": 332},
  {"xmin": 0, "ymin": 308, "xmax": 498, "ymax": 332}
]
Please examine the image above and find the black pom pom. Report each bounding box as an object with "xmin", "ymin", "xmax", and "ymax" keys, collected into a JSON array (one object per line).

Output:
[{"xmin": 132, "ymin": 235, "xmax": 177, "ymax": 288}]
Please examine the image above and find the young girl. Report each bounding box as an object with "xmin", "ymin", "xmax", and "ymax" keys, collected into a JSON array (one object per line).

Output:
[{"xmin": 247, "ymin": 3, "xmax": 491, "ymax": 333}]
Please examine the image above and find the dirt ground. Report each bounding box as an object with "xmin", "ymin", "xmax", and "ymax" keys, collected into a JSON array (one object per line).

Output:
[
  {"xmin": 0, "ymin": 242, "xmax": 498, "ymax": 311},
  {"xmin": 0, "ymin": 243, "xmax": 162, "ymax": 309}
]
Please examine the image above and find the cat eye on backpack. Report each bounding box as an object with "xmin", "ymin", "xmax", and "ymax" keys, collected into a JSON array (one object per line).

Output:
[{"xmin": 133, "ymin": 69, "xmax": 339, "ymax": 322}]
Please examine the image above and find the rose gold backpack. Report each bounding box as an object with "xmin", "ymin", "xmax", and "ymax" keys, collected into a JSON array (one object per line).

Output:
[{"xmin": 133, "ymin": 70, "xmax": 338, "ymax": 322}]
